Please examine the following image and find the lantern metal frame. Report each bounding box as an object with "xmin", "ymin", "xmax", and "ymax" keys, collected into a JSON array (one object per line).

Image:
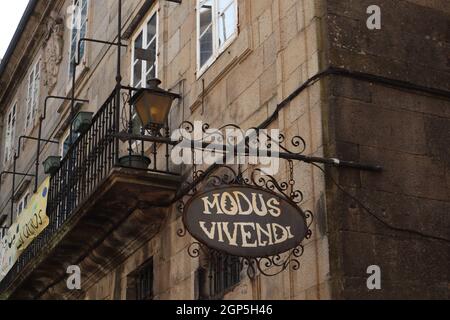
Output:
[{"xmin": 129, "ymin": 78, "xmax": 181, "ymax": 132}]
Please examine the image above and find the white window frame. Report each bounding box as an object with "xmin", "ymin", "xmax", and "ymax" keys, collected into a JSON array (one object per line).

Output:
[
  {"xmin": 130, "ymin": 8, "xmax": 159, "ymax": 89},
  {"xmin": 3, "ymin": 103, "xmax": 17, "ymax": 166},
  {"xmin": 25, "ymin": 60, "xmax": 41, "ymax": 132},
  {"xmin": 68, "ymin": 0, "xmax": 89, "ymax": 80},
  {"xmin": 196, "ymin": 0, "xmax": 238, "ymax": 77}
]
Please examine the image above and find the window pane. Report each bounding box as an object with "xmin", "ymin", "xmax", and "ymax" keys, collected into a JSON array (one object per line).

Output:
[
  {"xmin": 79, "ymin": 18, "xmax": 87, "ymax": 59},
  {"xmin": 4, "ymin": 106, "xmax": 16, "ymax": 163},
  {"xmin": 62, "ymin": 132, "xmax": 80, "ymax": 158},
  {"xmin": 79, "ymin": 39, "xmax": 85, "ymax": 59},
  {"xmin": 28, "ymin": 72, "xmax": 34, "ymax": 93},
  {"xmin": 199, "ymin": 0, "xmax": 213, "ymax": 35},
  {"xmin": 199, "ymin": 252, "xmax": 241, "ymax": 299},
  {"xmin": 27, "ymin": 72, "xmax": 34, "ymax": 127},
  {"xmin": 145, "ymin": 40, "xmax": 157, "ymax": 75},
  {"xmin": 131, "ymin": 113, "xmax": 142, "ymax": 135},
  {"xmin": 81, "ymin": 0, "xmax": 88, "ymax": 18},
  {"xmin": 199, "ymin": 26, "xmax": 213, "ymax": 67},
  {"xmin": 146, "ymin": 14, "xmax": 157, "ymax": 82},
  {"xmin": 218, "ymin": 0, "xmax": 234, "ymax": 12},
  {"xmin": 146, "ymin": 68, "xmax": 156, "ymax": 84},
  {"xmin": 135, "ymin": 32, "xmax": 143, "ymax": 50},
  {"xmin": 147, "ymin": 14, "xmax": 157, "ymax": 43},
  {"xmin": 71, "ymin": 1, "xmax": 78, "ymax": 29},
  {"xmin": 63, "ymin": 137, "xmax": 70, "ymax": 158},
  {"xmin": 133, "ymin": 32, "xmax": 143, "ymax": 86},
  {"xmin": 133, "ymin": 61, "xmax": 142, "ymax": 87},
  {"xmin": 33, "ymin": 71, "xmax": 40, "ymax": 112},
  {"xmin": 70, "ymin": 34, "xmax": 77, "ymax": 76},
  {"xmin": 69, "ymin": 0, "xmax": 88, "ymax": 76},
  {"xmin": 70, "ymin": 38, "xmax": 77, "ymax": 60},
  {"xmin": 133, "ymin": 259, "xmax": 153, "ymax": 300},
  {"xmin": 80, "ymin": 21, "xmax": 87, "ymax": 38},
  {"xmin": 218, "ymin": 3, "xmax": 236, "ymax": 47},
  {"xmin": 35, "ymin": 62, "xmax": 40, "ymax": 78}
]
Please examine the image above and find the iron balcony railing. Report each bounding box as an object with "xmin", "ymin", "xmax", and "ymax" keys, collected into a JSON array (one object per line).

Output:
[{"xmin": 0, "ymin": 87, "xmax": 177, "ymax": 295}]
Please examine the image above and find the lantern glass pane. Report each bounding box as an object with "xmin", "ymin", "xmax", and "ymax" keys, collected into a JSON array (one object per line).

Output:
[{"xmin": 135, "ymin": 92, "xmax": 174, "ymax": 128}]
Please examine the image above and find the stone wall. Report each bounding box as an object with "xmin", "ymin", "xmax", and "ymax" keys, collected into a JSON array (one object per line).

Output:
[
  {"xmin": 79, "ymin": 0, "xmax": 332, "ymax": 300},
  {"xmin": 2, "ymin": 0, "xmax": 447, "ymax": 300},
  {"xmin": 322, "ymin": 0, "xmax": 449, "ymax": 299}
]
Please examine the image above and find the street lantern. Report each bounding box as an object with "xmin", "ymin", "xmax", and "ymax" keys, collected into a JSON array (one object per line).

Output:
[{"xmin": 130, "ymin": 79, "xmax": 181, "ymax": 132}]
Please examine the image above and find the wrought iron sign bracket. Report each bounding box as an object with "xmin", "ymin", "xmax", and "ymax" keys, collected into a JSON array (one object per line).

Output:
[
  {"xmin": 17, "ymin": 135, "xmax": 59, "ymax": 192},
  {"xmin": 113, "ymin": 131, "xmax": 383, "ymax": 172},
  {"xmin": 0, "ymin": 171, "xmax": 36, "ymax": 187},
  {"xmin": 118, "ymin": 121, "xmax": 382, "ymax": 279},
  {"xmin": 0, "ymin": 168, "xmax": 36, "ymax": 225}
]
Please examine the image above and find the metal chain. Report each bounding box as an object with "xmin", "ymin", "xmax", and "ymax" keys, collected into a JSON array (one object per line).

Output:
[
  {"xmin": 288, "ymin": 160, "xmax": 295, "ymax": 197},
  {"xmin": 192, "ymin": 147, "xmax": 198, "ymax": 192}
]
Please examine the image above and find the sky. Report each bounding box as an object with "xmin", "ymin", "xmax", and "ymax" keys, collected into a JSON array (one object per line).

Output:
[{"xmin": 0, "ymin": 0, "xmax": 30, "ymax": 59}]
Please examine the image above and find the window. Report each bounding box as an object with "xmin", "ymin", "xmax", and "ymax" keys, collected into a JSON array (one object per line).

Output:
[
  {"xmin": 126, "ymin": 258, "xmax": 154, "ymax": 300},
  {"xmin": 17, "ymin": 192, "xmax": 30, "ymax": 216},
  {"xmin": 131, "ymin": 11, "xmax": 158, "ymax": 88},
  {"xmin": 69, "ymin": 0, "xmax": 89, "ymax": 77},
  {"xmin": 60, "ymin": 130, "xmax": 80, "ymax": 159},
  {"xmin": 197, "ymin": 0, "xmax": 238, "ymax": 73},
  {"xmin": 198, "ymin": 252, "xmax": 241, "ymax": 300},
  {"xmin": 3, "ymin": 103, "xmax": 17, "ymax": 165},
  {"xmin": 25, "ymin": 61, "xmax": 40, "ymax": 131},
  {"xmin": 130, "ymin": 10, "xmax": 159, "ymax": 140}
]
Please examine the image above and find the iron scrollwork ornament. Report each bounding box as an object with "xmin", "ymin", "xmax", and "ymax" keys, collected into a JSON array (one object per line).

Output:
[{"xmin": 176, "ymin": 122, "xmax": 314, "ymax": 279}]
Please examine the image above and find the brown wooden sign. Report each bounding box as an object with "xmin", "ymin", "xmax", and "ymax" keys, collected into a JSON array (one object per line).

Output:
[{"xmin": 183, "ymin": 185, "xmax": 308, "ymax": 258}]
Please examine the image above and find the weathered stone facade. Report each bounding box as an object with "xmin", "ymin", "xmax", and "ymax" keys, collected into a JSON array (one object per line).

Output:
[
  {"xmin": 323, "ymin": 0, "xmax": 450, "ymax": 299},
  {"xmin": 0, "ymin": 0, "xmax": 448, "ymax": 300}
]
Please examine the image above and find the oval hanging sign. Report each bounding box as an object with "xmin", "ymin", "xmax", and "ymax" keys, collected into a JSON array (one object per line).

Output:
[{"xmin": 183, "ymin": 185, "xmax": 308, "ymax": 258}]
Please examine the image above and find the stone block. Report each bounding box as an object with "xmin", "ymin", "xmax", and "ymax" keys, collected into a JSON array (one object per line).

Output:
[
  {"xmin": 260, "ymin": 63, "xmax": 277, "ymax": 105},
  {"xmin": 282, "ymin": 32, "xmax": 307, "ymax": 77},
  {"xmin": 258, "ymin": 8, "xmax": 273, "ymax": 44},
  {"xmin": 280, "ymin": 6, "xmax": 298, "ymax": 48}
]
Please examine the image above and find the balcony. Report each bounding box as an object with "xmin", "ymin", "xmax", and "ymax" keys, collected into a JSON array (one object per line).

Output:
[{"xmin": 0, "ymin": 88, "xmax": 181, "ymax": 299}]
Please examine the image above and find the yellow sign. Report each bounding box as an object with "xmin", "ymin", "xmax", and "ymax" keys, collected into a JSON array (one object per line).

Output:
[{"xmin": 0, "ymin": 178, "xmax": 50, "ymax": 282}]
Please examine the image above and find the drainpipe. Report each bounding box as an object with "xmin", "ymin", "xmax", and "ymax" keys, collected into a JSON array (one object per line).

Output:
[{"xmin": 115, "ymin": 0, "xmax": 123, "ymax": 164}]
